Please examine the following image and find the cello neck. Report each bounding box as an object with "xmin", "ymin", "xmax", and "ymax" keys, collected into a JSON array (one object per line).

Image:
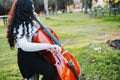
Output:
[{"xmin": 33, "ymin": 15, "xmax": 61, "ymax": 46}]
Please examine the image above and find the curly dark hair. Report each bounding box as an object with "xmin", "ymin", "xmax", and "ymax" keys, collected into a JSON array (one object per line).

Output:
[{"xmin": 7, "ymin": 0, "xmax": 34, "ymax": 49}]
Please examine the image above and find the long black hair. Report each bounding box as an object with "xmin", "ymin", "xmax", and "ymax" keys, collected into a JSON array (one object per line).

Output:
[{"xmin": 7, "ymin": 0, "xmax": 34, "ymax": 49}]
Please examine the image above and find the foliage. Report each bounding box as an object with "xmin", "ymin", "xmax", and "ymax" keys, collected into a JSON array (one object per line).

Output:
[
  {"xmin": 0, "ymin": 12, "xmax": 120, "ymax": 80},
  {"xmin": 0, "ymin": 0, "xmax": 13, "ymax": 8},
  {"xmin": 0, "ymin": 0, "xmax": 73, "ymax": 15}
]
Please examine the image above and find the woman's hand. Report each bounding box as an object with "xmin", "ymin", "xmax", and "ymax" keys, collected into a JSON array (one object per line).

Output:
[{"xmin": 47, "ymin": 44, "xmax": 62, "ymax": 53}]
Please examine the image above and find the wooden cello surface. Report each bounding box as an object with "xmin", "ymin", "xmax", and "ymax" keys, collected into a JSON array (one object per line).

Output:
[{"xmin": 32, "ymin": 27, "xmax": 81, "ymax": 80}]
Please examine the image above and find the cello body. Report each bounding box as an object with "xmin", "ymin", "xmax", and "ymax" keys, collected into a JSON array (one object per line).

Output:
[{"xmin": 32, "ymin": 27, "xmax": 81, "ymax": 80}]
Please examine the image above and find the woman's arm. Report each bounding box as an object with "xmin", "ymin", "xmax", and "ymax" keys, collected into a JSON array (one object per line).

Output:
[{"xmin": 17, "ymin": 36, "xmax": 61, "ymax": 52}]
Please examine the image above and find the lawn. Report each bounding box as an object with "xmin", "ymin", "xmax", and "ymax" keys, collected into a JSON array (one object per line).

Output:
[{"xmin": 0, "ymin": 12, "xmax": 120, "ymax": 80}]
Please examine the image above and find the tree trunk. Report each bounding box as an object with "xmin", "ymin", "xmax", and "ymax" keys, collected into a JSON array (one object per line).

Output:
[
  {"xmin": 44, "ymin": 0, "xmax": 50, "ymax": 19},
  {"xmin": 85, "ymin": 0, "xmax": 88, "ymax": 14}
]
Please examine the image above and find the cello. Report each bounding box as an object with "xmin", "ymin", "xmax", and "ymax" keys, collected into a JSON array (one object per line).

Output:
[{"xmin": 32, "ymin": 15, "xmax": 81, "ymax": 80}]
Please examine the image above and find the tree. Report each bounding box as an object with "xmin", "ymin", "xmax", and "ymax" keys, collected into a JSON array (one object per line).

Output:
[
  {"xmin": 44, "ymin": 0, "xmax": 50, "ymax": 19},
  {"xmin": 0, "ymin": 0, "xmax": 74, "ymax": 15},
  {"xmin": 0, "ymin": 0, "xmax": 13, "ymax": 15}
]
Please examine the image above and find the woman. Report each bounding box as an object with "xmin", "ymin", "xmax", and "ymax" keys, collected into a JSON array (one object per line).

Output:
[{"xmin": 7, "ymin": 0, "xmax": 61, "ymax": 80}]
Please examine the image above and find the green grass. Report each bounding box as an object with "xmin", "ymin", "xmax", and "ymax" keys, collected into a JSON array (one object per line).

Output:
[{"xmin": 0, "ymin": 12, "xmax": 120, "ymax": 80}]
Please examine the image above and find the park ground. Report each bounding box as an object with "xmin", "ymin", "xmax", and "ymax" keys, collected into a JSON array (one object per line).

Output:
[{"xmin": 0, "ymin": 12, "xmax": 120, "ymax": 80}]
